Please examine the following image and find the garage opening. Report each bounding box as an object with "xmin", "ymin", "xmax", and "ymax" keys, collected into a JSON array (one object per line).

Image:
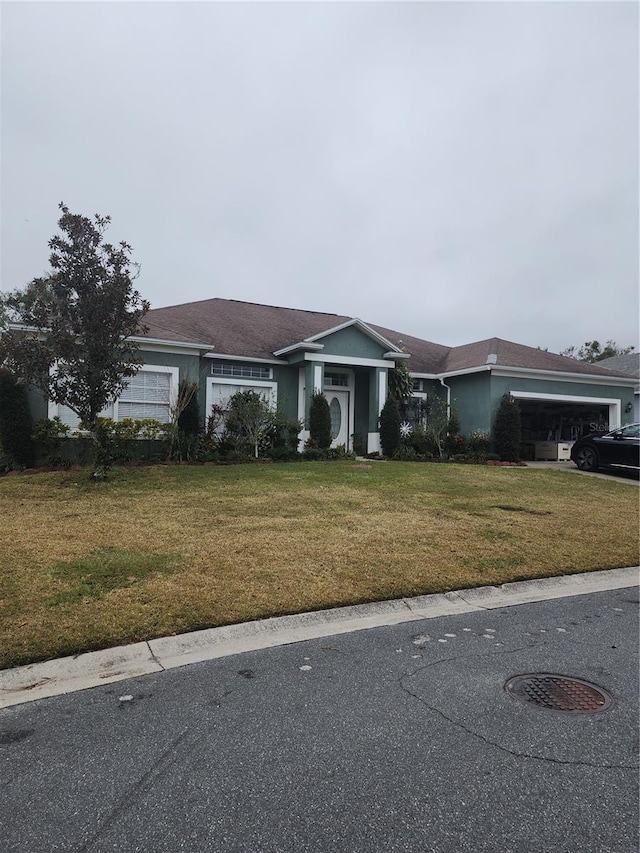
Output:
[
  {"xmin": 510, "ymin": 392, "xmax": 620, "ymax": 462},
  {"xmin": 519, "ymin": 400, "xmax": 609, "ymax": 443}
]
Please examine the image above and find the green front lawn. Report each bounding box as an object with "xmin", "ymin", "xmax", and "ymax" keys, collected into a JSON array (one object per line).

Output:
[{"xmin": 0, "ymin": 461, "xmax": 637, "ymax": 668}]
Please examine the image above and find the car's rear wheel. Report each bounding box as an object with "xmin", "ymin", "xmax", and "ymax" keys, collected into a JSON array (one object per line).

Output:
[{"xmin": 575, "ymin": 446, "xmax": 599, "ymax": 472}]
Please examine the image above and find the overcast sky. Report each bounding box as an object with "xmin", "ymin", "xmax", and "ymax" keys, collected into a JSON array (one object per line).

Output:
[{"xmin": 1, "ymin": 1, "xmax": 638, "ymax": 353}]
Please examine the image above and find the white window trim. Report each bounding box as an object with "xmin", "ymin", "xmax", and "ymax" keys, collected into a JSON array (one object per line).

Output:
[
  {"xmin": 205, "ymin": 376, "xmax": 278, "ymax": 419},
  {"xmin": 211, "ymin": 363, "xmax": 273, "ymax": 380},
  {"xmin": 48, "ymin": 364, "xmax": 179, "ymax": 429}
]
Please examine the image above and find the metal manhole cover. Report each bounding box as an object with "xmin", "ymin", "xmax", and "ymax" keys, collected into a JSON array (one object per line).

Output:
[{"xmin": 505, "ymin": 674, "xmax": 613, "ymax": 713}]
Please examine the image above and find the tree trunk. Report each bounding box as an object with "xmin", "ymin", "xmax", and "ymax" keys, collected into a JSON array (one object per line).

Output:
[{"xmin": 88, "ymin": 417, "xmax": 114, "ymax": 480}]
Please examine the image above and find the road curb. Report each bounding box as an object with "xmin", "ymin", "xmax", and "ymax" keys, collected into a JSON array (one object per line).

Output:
[{"xmin": 1, "ymin": 566, "xmax": 637, "ymax": 709}]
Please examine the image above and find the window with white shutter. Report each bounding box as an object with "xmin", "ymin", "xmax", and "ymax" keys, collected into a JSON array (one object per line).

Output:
[{"xmin": 48, "ymin": 365, "xmax": 178, "ymax": 429}]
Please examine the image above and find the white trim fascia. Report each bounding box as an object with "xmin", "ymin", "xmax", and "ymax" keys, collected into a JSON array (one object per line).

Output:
[
  {"xmin": 129, "ymin": 335, "xmax": 215, "ymax": 351},
  {"xmin": 203, "ymin": 352, "xmax": 284, "ymax": 365},
  {"xmin": 383, "ymin": 351, "xmax": 411, "ymax": 360},
  {"xmin": 305, "ymin": 353, "xmax": 390, "ymax": 368},
  {"xmin": 6, "ymin": 326, "xmax": 209, "ymax": 355},
  {"xmin": 410, "ymin": 372, "xmax": 438, "ymax": 380},
  {"xmin": 305, "ymin": 318, "xmax": 403, "ymax": 353},
  {"xmin": 439, "ymin": 365, "xmax": 492, "ymax": 379},
  {"xmin": 435, "ymin": 363, "xmax": 636, "ymax": 385},
  {"xmin": 490, "ymin": 366, "xmax": 637, "ymax": 386},
  {"xmin": 273, "ymin": 341, "xmax": 325, "ymax": 357},
  {"xmin": 510, "ymin": 391, "xmax": 622, "ymax": 405},
  {"xmin": 138, "ymin": 342, "xmax": 202, "ymax": 357}
]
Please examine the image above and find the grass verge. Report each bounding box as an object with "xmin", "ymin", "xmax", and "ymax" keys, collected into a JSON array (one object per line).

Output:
[{"xmin": 0, "ymin": 461, "xmax": 637, "ymax": 668}]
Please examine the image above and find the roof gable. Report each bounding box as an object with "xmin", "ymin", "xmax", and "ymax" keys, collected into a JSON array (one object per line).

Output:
[{"xmin": 274, "ymin": 318, "xmax": 404, "ymax": 360}]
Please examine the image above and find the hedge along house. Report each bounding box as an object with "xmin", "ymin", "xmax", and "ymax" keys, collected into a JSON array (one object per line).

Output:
[{"xmin": 33, "ymin": 297, "xmax": 637, "ymax": 457}]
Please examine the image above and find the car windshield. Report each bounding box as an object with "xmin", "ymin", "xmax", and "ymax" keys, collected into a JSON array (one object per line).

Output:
[{"xmin": 619, "ymin": 424, "xmax": 640, "ymax": 438}]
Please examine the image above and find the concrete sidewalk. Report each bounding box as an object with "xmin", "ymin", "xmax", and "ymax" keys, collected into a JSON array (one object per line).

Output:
[{"xmin": 1, "ymin": 565, "xmax": 637, "ymax": 709}]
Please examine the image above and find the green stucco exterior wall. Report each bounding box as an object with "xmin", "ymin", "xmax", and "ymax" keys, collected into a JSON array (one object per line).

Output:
[
  {"xmin": 316, "ymin": 326, "xmax": 388, "ymax": 360},
  {"xmin": 446, "ymin": 373, "xmax": 492, "ymax": 435},
  {"xmin": 273, "ymin": 365, "xmax": 299, "ymax": 421}
]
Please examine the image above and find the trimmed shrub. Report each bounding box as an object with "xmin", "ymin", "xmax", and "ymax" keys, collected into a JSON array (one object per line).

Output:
[
  {"xmin": 493, "ymin": 394, "xmax": 522, "ymax": 461},
  {"xmin": 309, "ymin": 391, "xmax": 332, "ymax": 449},
  {"xmin": 447, "ymin": 407, "xmax": 461, "ymax": 437},
  {"xmin": 177, "ymin": 380, "xmax": 200, "ymax": 436},
  {"xmin": 0, "ymin": 369, "xmax": 34, "ymax": 466},
  {"xmin": 443, "ymin": 433, "xmax": 467, "ymax": 457},
  {"xmin": 269, "ymin": 413, "xmax": 302, "ymax": 451},
  {"xmin": 410, "ymin": 426, "xmax": 438, "ymax": 458},
  {"xmin": 468, "ymin": 429, "xmax": 490, "ymax": 461},
  {"xmin": 379, "ymin": 396, "xmax": 401, "ymax": 457},
  {"xmin": 444, "ymin": 405, "xmax": 466, "ymax": 457}
]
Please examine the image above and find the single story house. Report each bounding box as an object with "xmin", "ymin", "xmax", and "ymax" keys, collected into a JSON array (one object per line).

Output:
[{"xmin": 31, "ymin": 297, "xmax": 637, "ymax": 457}]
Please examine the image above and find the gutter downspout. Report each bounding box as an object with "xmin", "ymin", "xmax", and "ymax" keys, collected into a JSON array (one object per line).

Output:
[{"xmin": 439, "ymin": 377, "xmax": 451, "ymax": 418}]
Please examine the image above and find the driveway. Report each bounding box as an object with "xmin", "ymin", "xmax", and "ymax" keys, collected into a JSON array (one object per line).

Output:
[{"xmin": 526, "ymin": 460, "xmax": 639, "ymax": 483}]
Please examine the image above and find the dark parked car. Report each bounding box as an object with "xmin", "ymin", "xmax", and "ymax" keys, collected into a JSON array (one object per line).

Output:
[{"xmin": 570, "ymin": 423, "xmax": 640, "ymax": 472}]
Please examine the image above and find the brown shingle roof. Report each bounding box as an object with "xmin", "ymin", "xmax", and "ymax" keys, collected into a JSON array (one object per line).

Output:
[
  {"xmin": 438, "ymin": 337, "xmax": 627, "ymax": 377},
  {"xmin": 596, "ymin": 353, "xmax": 639, "ymax": 379},
  {"xmin": 142, "ymin": 298, "xmax": 633, "ymax": 379},
  {"xmin": 143, "ymin": 298, "xmax": 352, "ymax": 359}
]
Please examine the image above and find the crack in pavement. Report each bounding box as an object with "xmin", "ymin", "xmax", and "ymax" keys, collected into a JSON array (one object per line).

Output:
[
  {"xmin": 146, "ymin": 640, "xmax": 166, "ymax": 671},
  {"xmin": 72, "ymin": 726, "xmax": 202, "ymax": 852},
  {"xmin": 398, "ymin": 644, "xmax": 637, "ymax": 771}
]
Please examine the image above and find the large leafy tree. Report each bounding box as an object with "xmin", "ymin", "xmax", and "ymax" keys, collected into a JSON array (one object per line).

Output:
[
  {"xmin": 560, "ymin": 340, "xmax": 635, "ymax": 363},
  {"xmin": 0, "ymin": 203, "xmax": 149, "ymax": 478}
]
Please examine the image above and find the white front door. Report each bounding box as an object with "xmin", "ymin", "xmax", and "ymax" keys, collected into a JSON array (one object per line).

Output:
[{"xmin": 325, "ymin": 389, "xmax": 350, "ymax": 449}]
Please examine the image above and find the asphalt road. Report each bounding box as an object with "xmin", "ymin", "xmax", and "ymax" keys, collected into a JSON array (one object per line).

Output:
[{"xmin": 1, "ymin": 588, "xmax": 638, "ymax": 853}]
